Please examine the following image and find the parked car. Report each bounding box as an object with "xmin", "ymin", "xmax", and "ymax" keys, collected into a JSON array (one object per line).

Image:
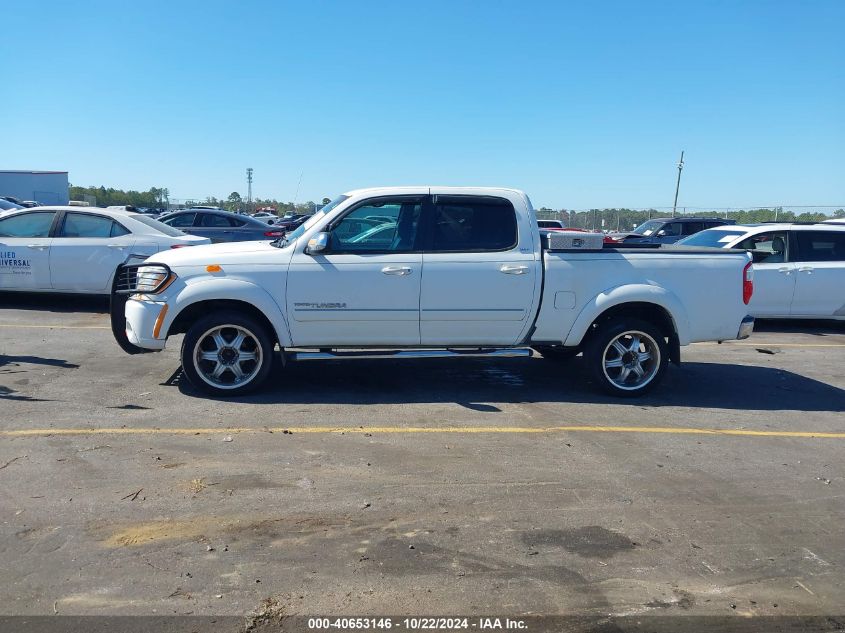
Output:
[
  {"xmin": 112, "ymin": 186, "xmax": 754, "ymax": 398},
  {"xmin": 612, "ymin": 217, "xmax": 735, "ymax": 244},
  {"xmin": 157, "ymin": 209, "xmax": 285, "ymax": 243},
  {"xmin": 251, "ymin": 211, "xmax": 278, "ymax": 222},
  {"xmin": 0, "ymin": 198, "xmax": 24, "ymax": 213},
  {"xmin": 273, "ymin": 213, "xmax": 311, "ymax": 232},
  {"xmin": 538, "ymin": 220, "xmax": 566, "ymax": 230},
  {"xmin": 20, "ymin": 200, "xmax": 41, "ymax": 208},
  {"xmin": 107, "ymin": 205, "xmax": 161, "ymax": 219},
  {"xmin": 678, "ymin": 223, "xmax": 845, "ymax": 320},
  {"xmin": 1, "ymin": 196, "xmax": 25, "ymax": 206},
  {"xmin": 538, "ymin": 222, "xmax": 620, "ymax": 244},
  {"xmin": 0, "ymin": 206, "xmax": 209, "ymax": 294}
]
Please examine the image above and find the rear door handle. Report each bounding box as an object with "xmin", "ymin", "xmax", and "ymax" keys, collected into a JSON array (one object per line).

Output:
[
  {"xmin": 500, "ymin": 264, "xmax": 530, "ymax": 275},
  {"xmin": 798, "ymin": 266, "xmax": 814, "ymax": 273},
  {"xmin": 26, "ymin": 244, "xmax": 49, "ymax": 250},
  {"xmin": 381, "ymin": 266, "xmax": 412, "ymax": 276}
]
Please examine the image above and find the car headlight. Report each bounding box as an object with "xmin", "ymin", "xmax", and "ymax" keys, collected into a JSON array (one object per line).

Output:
[{"xmin": 135, "ymin": 265, "xmax": 174, "ymax": 293}]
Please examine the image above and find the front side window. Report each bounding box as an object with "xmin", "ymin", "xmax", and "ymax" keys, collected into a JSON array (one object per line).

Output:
[
  {"xmin": 59, "ymin": 213, "xmax": 125, "ymax": 238},
  {"xmin": 794, "ymin": 231, "xmax": 845, "ymax": 262},
  {"xmin": 162, "ymin": 213, "xmax": 196, "ymax": 228},
  {"xmin": 658, "ymin": 222, "xmax": 682, "ymax": 237},
  {"xmin": 0, "ymin": 212, "xmax": 56, "ymax": 238},
  {"xmin": 735, "ymin": 231, "xmax": 788, "ymax": 263},
  {"xmin": 330, "ymin": 199, "xmax": 422, "ymax": 252},
  {"xmin": 430, "ymin": 196, "xmax": 517, "ymax": 252}
]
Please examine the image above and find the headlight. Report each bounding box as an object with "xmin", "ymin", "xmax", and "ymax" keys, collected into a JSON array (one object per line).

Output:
[{"xmin": 135, "ymin": 265, "xmax": 173, "ymax": 293}]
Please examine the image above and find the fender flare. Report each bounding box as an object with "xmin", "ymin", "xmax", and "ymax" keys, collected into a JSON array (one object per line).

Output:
[
  {"xmin": 563, "ymin": 284, "xmax": 691, "ymax": 347},
  {"xmin": 161, "ymin": 278, "xmax": 293, "ymax": 347}
]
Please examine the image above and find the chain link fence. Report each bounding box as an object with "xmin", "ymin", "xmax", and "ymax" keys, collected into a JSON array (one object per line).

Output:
[{"xmin": 534, "ymin": 206, "xmax": 845, "ymax": 232}]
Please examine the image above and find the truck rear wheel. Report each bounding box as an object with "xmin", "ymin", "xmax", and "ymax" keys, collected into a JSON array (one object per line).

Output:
[
  {"xmin": 180, "ymin": 310, "xmax": 274, "ymax": 396},
  {"xmin": 584, "ymin": 318, "xmax": 667, "ymax": 397}
]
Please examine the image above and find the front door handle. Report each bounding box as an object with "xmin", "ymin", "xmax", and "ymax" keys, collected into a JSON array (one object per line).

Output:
[
  {"xmin": 26, "ymin": 244, "xmax": 49, "ymax": 250},
  {"xmin": 381, "ymin": 266, "xmax": 412, "ymax": 276},
  {"xmin": 777, "ymin": 267, "xmax": 792, "ymax": 274},
  {"xmin": 107, "ymin": 244, "xmax": 127, "ymax": 249},
  {"xmin": 798, "ymin": 266, "xmax": 814, "ymax": 273},
  {"xmin": 500, "ymin": 264, "xmax": 530, "ymax": 275}
]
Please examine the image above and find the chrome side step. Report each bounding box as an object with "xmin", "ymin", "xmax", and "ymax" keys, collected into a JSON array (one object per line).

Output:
[{"xmin": 289, "ymin": 348, "xmax": 533, "ymax": 361}]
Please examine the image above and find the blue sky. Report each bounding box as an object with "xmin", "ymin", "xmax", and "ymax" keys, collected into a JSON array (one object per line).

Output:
[{"xmin": 2, "ymin": 1, "xmax": 843, "ymax": 209}]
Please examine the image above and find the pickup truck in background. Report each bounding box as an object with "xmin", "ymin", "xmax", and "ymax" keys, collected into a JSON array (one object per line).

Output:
[{"xmin": 112, "ymin": 187, "xmax": 754, "ymax": 397}]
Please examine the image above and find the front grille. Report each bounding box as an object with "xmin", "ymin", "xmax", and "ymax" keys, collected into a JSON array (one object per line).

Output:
[
  {"xmin": 113, "ymin": 264, "xmax": 141, "ymax": 294},
  {"xmin": 112, "ymin": 263, "xmax": 172, "ymax": 294}
]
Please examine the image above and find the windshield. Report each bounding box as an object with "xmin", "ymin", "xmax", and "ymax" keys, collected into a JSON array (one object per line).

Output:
[
  {"xmin": 631, "ymin": 219, "xmax": 665, "ymax": 236},
  {"xmin": 0, "ymin": 199, "xmax": 23, "ymax": 211},
  {"xmin": 677, "ymin": 228, "xmax": 746, "ymax": 247},
  {"xmin": 129, "ymin": 213, "xmax": 188, "ymax": 237},
  {"xmin": 280, "ymin": 195, "xmax": 350, "ymax": 244}
]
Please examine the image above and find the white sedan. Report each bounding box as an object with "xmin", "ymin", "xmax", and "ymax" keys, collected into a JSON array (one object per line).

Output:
[
  {"xmin": 0, "ymin": 206, "xmax": 210, "ymax": 294},
  {"xmin": 678, "ymin": 222, "xmax": 845, "ymax": 319}
]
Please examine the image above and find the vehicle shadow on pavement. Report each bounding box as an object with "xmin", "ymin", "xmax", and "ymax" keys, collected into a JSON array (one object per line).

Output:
[
  {"xmin": 754, "ymin": 318, "xmax": 845, "ymax": 335},
  {"xmin": 177, "ymin": 356, "xmax": 845, "ymax": 413},
  {"xmin": 0, "ymin": 292, "xmax": 109, "ymax": 314}
]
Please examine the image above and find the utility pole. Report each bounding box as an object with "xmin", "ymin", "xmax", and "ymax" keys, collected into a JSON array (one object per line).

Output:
[
  {"xmin": 246, "ymin": 167, "xmax": 254, "ymax": 213},
  {"xmin": 672, "ymin": 151, "xmax": 684, "ymax": 217}
]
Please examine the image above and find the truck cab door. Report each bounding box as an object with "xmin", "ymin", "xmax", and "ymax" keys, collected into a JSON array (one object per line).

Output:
[
  {"xmin": 286, "ymin": 196, "xmax": 424, "ymax": 346},
  {"xmin": 419, "ymin": 193, "xmax": 538, "ymax": 346},
  {"xmin": 0, "ymin": 210, "xmax": 57, "ymax": 291}
]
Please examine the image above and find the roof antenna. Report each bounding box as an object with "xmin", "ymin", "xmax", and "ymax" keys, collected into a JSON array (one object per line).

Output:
[{"xmin": 293, "ymin": 172, "xmax": 303, "ymax": 208}]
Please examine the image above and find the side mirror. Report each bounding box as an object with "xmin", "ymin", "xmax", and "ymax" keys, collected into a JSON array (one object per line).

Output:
[
  {"xmin": 656, "ymin": 229, "xmax": 666, "ymax": 237},
  {"xmin": 305, "ymin": 232, "xmax": 330, "ymax": 255}
]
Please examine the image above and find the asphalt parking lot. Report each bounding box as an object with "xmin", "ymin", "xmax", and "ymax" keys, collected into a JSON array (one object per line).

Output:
[{"xmin": 1, "ymin": 293, "xmax": 844, "ymax": 624}]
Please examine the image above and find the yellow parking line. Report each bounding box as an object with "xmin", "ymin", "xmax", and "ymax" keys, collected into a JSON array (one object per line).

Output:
[
  {"xmin": 0, "ymin": 324, "xmax": 109, "ymax": 329},
  {"xmin": 2, "ymin": 425, "xmax": 844, "ymax": 439}
]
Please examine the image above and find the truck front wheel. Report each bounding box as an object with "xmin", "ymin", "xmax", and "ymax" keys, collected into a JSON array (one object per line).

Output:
[
  {"xmin": 181, "ymin": 311, "xmax": 274, "ymax": 396},
  {"xmin": 584, "ymin": 319, "xmax": 668, "ymax": 397}
]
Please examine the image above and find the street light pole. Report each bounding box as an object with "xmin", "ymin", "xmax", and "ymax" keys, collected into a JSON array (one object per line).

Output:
[{"xmin": 672, "ymin": 151, "xmax": 684, "ymax": 218}]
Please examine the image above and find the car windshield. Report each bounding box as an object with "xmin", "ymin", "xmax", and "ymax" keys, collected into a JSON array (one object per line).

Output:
[
  {"xmin": 631, "ymin": 220, "xmax": 665, "ymax": 236},
  {"xmin": 677, "ymin": 229, "xmax": 747, "ymax": 247},
  {"xmin": 129, "ymin": 213, "xmax": 188, "ymax": 237},
  {"xmin": 0, "ymin": 199, "xmax": 23, "ymax": 211}
]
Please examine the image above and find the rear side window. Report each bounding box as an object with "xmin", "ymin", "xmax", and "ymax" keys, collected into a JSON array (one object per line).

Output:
[
  {"xmin": 60, "ymin": 213, "xmax": 125, "ymax": 238},
  {"xmin": 0, "ymin": 211, "xmax": 56, "ymax": 237},
  {"xmin": 682, "ymin": 222, "xmax": 704, "ymax": 235},
  {"xmin": 795, "ymin": 231, "xmax": 845, "ymax": 262},
  {"xmin": 430, "ymin": 196, "xmax": 517, "ymax": 252},
  {"xmin": 199, "ymin": 213, "xmax": 238, "ymax": 228},
  {"xmin": 162, "ymin": 213, "xmax": 196, "ymax": 228},
  {"xmin": 736, "ymin": 231, "xmax": 788, "ymax": 264}
]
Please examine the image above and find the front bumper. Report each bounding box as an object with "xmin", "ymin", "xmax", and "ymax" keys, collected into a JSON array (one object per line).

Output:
[
  {"xmin": 737, "ymin": 315, "xmax": 755, "ymax": 340},
  {"xmin": 124, "ymin": 298, "xmax": 168, "ymax": 350}
]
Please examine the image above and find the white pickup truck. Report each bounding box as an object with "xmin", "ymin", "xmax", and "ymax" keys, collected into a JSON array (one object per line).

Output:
[{"xmin": 111, "ymin": 187, "xmax": 755, "ymax": 397}]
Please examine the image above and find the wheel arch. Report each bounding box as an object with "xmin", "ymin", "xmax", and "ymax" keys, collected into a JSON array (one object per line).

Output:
[
  {"xmin": 162, "ymin": 280, "xmax": 292, "ymax": 348},
  {"xmin": 563, "ymin": 285, "xmax": 689, "ymax": 363}
]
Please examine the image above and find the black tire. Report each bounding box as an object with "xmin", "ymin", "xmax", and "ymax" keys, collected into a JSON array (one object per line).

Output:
[
  {"xmin": 180, "ymin": 310, "xmax": 275, "ymax": 396},
  {"xmin": 532, "ymin": 345, "xmax": 580, "ymax": 361},
  {"xmin": 584, "ymin": 318, "xmax": 668, "ymax": 397}
]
